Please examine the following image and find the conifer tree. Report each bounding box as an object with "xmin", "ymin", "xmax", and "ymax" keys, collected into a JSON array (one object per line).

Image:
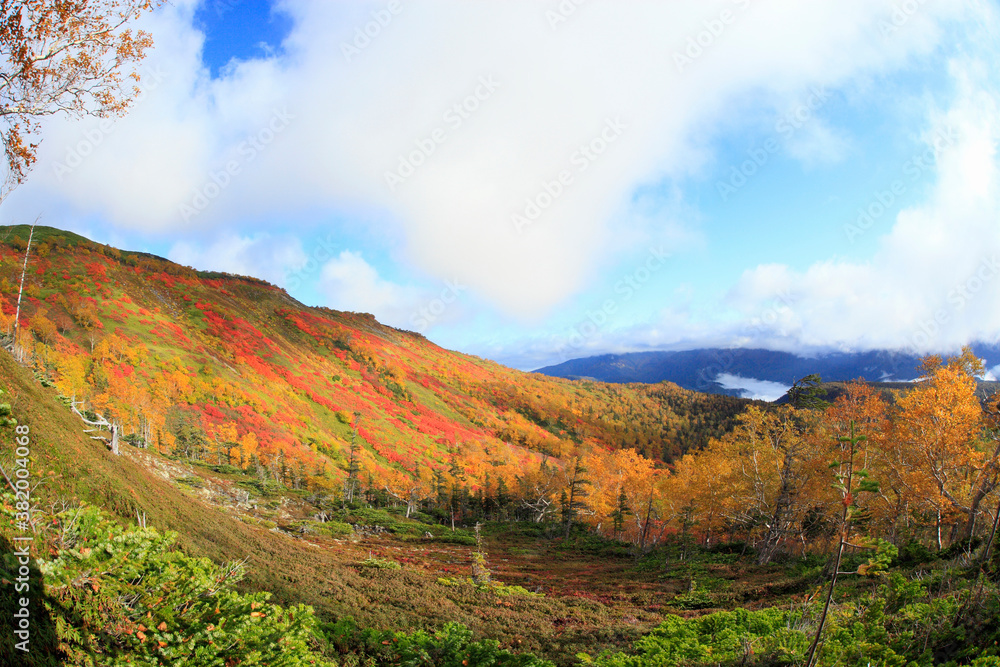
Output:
[
  {"xmin": 563, "ymin": 457, "xmax": 591, "ymax": 538},
  {"xmin": 611, "ymin": 486, "xmax": 632, "ymax": 539},
  {"xmin": 343, "ymin": 412, "xmax": 362, "ymax": 505},
  {"xmin": 787, "ymin": 373, "xmax": 829, "ymax": 410},
  {"xmin": 496, "ymin": 476, "xmax": 510, "ymax": 521}
]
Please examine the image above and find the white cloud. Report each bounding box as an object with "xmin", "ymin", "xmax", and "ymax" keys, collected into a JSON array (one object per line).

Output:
[
  {"xmin": 317, "ymin": 250, "xmax": 429, "ymax": 330},
  {"xmin": 167, "ymin": 233, "xmax": 307, "ymax": 287},
  {"xmin": 726, "ymin": 58, "xmax": 1000, "ymax": 354},
  {"xmin": 490, "ymin": 63, "xmax": 1000, "ymax": 369},
  {"xmin": 715, "ymin": 373, "xmax": 790, "ymax": 401},
  {"xmin": 5, "ymin": 0, "xmax": 978, "ymax": 323}
]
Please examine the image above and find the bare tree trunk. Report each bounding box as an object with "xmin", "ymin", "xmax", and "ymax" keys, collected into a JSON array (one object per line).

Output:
[
  {"xmin": 639, "ymin": 487, "xmax": 654, "ymax": 551},
  {"xmin": 407, "ymin": 488, "xmax": 418, "ymax": 518},
  {"xmin": 71, "ymin": 399, "xmax": 121, "ymax": 456},
  {"xmin": 757, "ymin": 452, "xmax": 796, "ymax": 565},
  {"xmin": 981, "ymin": 496, "xmax": 1000, "ymax": 568},
  {"xmin": 12, "ymin": 225, "xmax": 35, "ymax": 362},
  {"xmin": 937, "ymin": 509, "xmax": 943, "ymax": 551},
  {"xmin": 963, "ymin": 440, "xmax": 1000, "ymax": 541}
]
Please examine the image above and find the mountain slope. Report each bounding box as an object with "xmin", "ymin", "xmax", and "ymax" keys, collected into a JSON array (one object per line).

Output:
[
  {"xmin": 0, "ymin": 345, "xmax": 336, "ymax": 610},
  {"xmin": 0, "ymin": 224, "xmax": 756, "ymax": 481},
  {"xmin": 0, "ymin": 323, "xmax": 663, "ymax": 664},
  {"xmin": 0, "ymin": 225, "xmax": 774, "ymax": 663}
]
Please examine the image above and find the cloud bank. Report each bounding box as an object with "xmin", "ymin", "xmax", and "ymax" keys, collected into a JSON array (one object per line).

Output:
[{"xmin": 4, "ymin": 0, "xmax": 998, "ymax": 368}]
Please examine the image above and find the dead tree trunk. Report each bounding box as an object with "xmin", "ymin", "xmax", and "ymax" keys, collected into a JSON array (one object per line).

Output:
[
  {"xmin": 71, "ymin": 399, "xmax": 120, "ymax": 456},
  {"xmin": 110, "ymin": 423, "xmax": 119, "ymax": 456},
  {"xmin": 11, "ymin": 225, "xmax": 34, "ymax": 362}
]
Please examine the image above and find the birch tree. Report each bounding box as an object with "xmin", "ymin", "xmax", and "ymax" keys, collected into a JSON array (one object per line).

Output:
[{"xmin": 1, "ymin": 0, "xmax": 158, "ymax": 198}]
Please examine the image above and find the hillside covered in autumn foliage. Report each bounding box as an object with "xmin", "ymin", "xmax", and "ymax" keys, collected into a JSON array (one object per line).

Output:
[
  {"xmin": 5, "ymin": 226, "xmax": 1000, "ymax": 666},
  {"xmin": 0, "ymin": 225, "xmax": 754, "ymax": 534}
]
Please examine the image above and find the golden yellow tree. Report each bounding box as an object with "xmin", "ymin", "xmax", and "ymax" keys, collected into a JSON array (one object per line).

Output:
[
  {"xmin": 53, "ymin": 348, "xmax": 88, "ymax": 398},
  {"xmin": 663, "ymin": 445, "xmax": 733, "ymax": 548},
  {"xmin": 208, "ymin": 421, "xmax": 239, "ymax": 465},
  {"xmin": 708, "ymin": 406, "xmax": 826, "ymax": 563},
  {"xmin": 893, "ymin": 357, "xmax": 985, "ymax": 546},
  {"xmin": 235, "ymin": 431, "xmax": 258, "ymax": 470}
]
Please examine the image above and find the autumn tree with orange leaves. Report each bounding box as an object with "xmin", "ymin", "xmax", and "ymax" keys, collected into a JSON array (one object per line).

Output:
[
  {"xmin": 0, "ymin": 0, "xmax": 158, "ymax": 198},
  {"xmin": 892, "ymin": 351, "xmax": 997, "ymax": 545}
]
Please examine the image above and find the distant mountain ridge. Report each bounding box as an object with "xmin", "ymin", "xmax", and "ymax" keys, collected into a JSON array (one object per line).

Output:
[{"xmin": 535, "ymin": 346, "xmax": 1000, "ymax": 398}]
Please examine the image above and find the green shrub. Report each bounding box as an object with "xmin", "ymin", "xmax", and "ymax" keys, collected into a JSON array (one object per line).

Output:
[
  {"xmin": 707, "ymin": 541, "xmax": 750, "ymax": 556},
  {"xmin": 342, "ymin": 506, "xmax": 401, "ymax": 529},
  {"xmin": 236, "ymin": 478, "xmax": 284, "ymax": 496},
  {"xmin": 970, "ymin": 657, "xmax": 1000, "ymax": 667},
  {"xmin": 209, "ymin": 464, "xmax": 245, "ymax": 476},
  {"xmin": 286, "ymin": 519, "xmax": 352, "ymax": 537},
  {"xmin": 491, "ymin": 582, "xmax": 542, "ymax": 598},
  {"xmin": 408, "ymin": 511, "xmax": 439, "ymax": 525},
  {"xmin": 175, "ymin": 475, "xmax": 204, "ymax": 489},
  {"xmin": 591, "ymin": 607, "xmax": 807, "ymax": 666},
  {"xmin": 322, "ymin": 619, "xmax": 553, "ymax": 666},
  {"xmin": 360, "ymin": 556, "xmax": 401, "ymax": 570},
  {"xmin": 557, "ymin": 533, "xmax": 631, "ymax": 558},
  {"xmin": 436, "ymin": 577, "xmax": 542, "ymax": 598},
  {"xmin": 319, "ymin": 521, "xmax": 354, "ymax": 537},
  {"xmin": 668, "ymin": 587, "xmax": 715, "ymax": 611},
  {"xmin": 389, "ymin": 622, "xmax": 553, "ymax": 666},
  {"xmin": 940, "ymin": 537, "xmax": 982, "ymax": 560},
  {"xmin": 434, "ymin": 532, "xmax": 476, "ymax": 546},
  {"xmin": 508, "ymin": 547, "xmax": 536, "ymax": 556},
  {"xmin": 896, "ymin": 539, "xmax": 935, "ymax": 566},
  {"xmin": 2, "ymin": 502, "xmax": 331, "ymax": 666},
  {"xmin": 239, "ymin": 516, "xmax": 277, "ymax": 530}
]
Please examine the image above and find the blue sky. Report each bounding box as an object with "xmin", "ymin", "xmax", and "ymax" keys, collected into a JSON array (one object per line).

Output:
[
  {"xmin": 6, "ymin": 0, "xmax": 1000, "ymax": 372},
  {"xmin": 194, "ymin": 0, "xmax": 292, "ymax": 77}
]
